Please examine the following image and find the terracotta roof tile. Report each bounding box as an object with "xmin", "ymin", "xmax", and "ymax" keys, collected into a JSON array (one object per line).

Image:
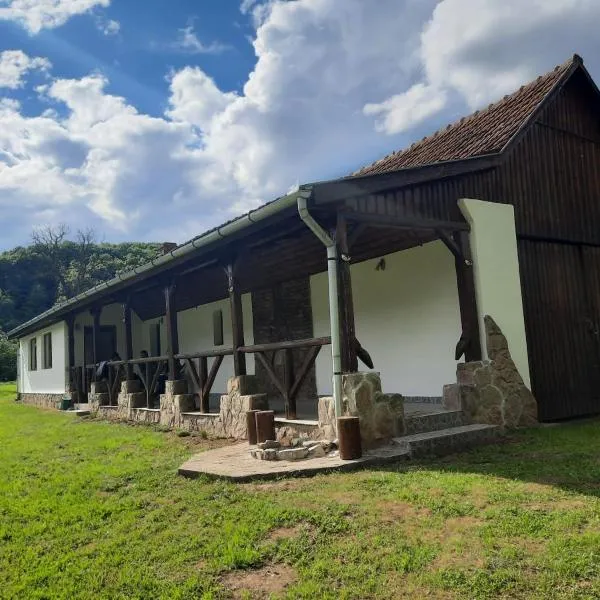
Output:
[{"xmin": 354, "ymin": 56, "xmax": 579, "ymax": 177}]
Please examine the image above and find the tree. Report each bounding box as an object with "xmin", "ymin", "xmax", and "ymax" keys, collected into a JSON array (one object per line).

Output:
[{"xmin": 0, "ymin": 331, "xmax": 17, "ymax": 381}]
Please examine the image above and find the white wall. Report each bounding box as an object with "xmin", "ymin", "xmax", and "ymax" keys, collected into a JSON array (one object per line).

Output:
[
  {"xmin": 177, "ymin": 294, "xmax": 255, "ymax": 395},
  {"xmin": 459, "ymin": 198, "xmax": 531, "ymax": 387},
  {"xmin": 311, "ymin": 241, "xmax": 462, "ymax": 397},
  {"xmin": 19, "ymin": 321, "xmax": 68, "ymax": 394}
]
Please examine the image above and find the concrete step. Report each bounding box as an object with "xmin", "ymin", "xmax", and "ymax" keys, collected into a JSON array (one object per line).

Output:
[
  {"xmin": 403, "ymin": 409, "xmax": 466, "ymax": 435},
  {"xmin": 394, "ymin": 423, "xmax": 500, "ymax": 457}
]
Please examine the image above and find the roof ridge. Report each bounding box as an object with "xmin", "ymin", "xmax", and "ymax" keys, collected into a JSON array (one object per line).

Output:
[{"xmin": 354, "ymin": 54, "xmax": 580, "ymax": 177}]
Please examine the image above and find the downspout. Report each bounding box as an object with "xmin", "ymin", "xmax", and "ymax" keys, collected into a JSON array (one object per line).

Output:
[{"xmin": 297, "ymin": 194, "xmax": 343, "ymax": 420}]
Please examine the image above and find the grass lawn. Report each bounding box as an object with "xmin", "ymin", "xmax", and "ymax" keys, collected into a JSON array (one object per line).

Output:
[{"xmin": 1, "ymin": 383, "xmax": 600, "ymax": 599}]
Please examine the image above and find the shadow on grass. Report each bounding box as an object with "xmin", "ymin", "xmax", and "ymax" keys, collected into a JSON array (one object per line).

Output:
[{"xmin": 369, "ymin": 417, "xmax": 600, "ymax": 499}]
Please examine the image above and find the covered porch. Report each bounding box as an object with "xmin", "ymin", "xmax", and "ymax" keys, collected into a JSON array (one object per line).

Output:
[{"xmin": 63, "ymin": 176, "xmax": 482, "ymax": 429}]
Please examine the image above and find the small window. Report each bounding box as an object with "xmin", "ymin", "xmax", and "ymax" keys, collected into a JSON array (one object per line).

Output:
[
  {"xmin": 42, "ymin": 332, "xmax": 52, "ymax": 369},
  {"xmin": 29, "ymin": 338, "xmax": 37, "ymax": 371},
  {"xmin": 213, "ymin": 310, "xmax": 224, "ymax": 346}
]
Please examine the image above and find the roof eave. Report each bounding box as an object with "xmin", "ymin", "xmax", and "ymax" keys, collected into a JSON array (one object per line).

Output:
[{"xmin": 8, "ymin": 186, "xmax": 315, "ymax": 340}]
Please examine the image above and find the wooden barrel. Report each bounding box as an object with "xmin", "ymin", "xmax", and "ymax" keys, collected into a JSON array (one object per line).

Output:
[
  {"xmin": 246, "ymin": 410, "xmax": 259, "ymax": 445},
  {"xmin": 337, "ymin": 416, "xmax": 362, "ymax": 460},
  {"xmin": 255, "ymin": 410, "xmax": 276, "ymax": 443}
]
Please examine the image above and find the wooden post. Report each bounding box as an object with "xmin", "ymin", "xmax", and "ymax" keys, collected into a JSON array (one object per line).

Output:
[
  {"xmin": 453, "ymin": 231, "xmax": 482, "ymax": 361},
  {"xmin": 337, "ymin": 416, "xmax": 362, "ymax": 460},
  {"xmin": 283, "ymin": 348, "xmax": 295, "ymax": 419},
  {"xmin": 255, "ymin": 410, "xmax": 275, "ymax": 443},
  {"xmin": 164, "ymin": 281, "xmax": 180, "ymax": 381},
  {"xmin": 123, "ymin": 299, "xmax": 133, "ymax": 380},
  {"xmin": 199, "ymin": 356, "xmax": 208, "ymax": 412},
  {"xmin": 226, "ymin": 262, "xmax": 246, "ymax": 376},
  {"xmin": 246, "ymin": 410, "xmax": 259, "ymax": 445},
  {"xmin": 66, "ymin": 314, "xmax": 76, "ymax": 392},
  {"xmin": 336, "ymin": 213, "xmax": 358, "ymax": 373},
  {"xmin": 91, "ymin": 307, "xmax": 101, "ymax": 381}
]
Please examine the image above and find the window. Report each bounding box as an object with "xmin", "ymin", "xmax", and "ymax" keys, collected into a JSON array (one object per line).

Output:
[
  {"xmin": 29, "ymin": 338, "xmax": 37, "ymax": 371},
  {"xmin": 42, "ymin": 332, "xmax": 52, "ymax": 369}
]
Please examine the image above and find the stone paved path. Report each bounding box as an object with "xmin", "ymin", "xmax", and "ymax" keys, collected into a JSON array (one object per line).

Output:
[{"xmin": 178, "ymin": 442, "xmax": 410, "ymax": 482}]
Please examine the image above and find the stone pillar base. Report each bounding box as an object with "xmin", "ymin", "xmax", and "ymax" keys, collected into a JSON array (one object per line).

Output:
[
  {"xmin": 453, "ymin": 316, "xmax": 538, "ymax": 429},
  {"xmin": 315, "ymin": 373, "xmax": 405, "ymax": 448}
]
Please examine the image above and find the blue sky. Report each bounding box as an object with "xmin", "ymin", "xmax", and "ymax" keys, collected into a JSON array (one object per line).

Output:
[{"xmin": 0, "ymin": 0, "xmax": 599, "ymax": 250}]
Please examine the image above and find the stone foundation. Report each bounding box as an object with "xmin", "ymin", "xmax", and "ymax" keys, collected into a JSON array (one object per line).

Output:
[
  {"xmin": 18, "ymin": 392, "xmax": 66, "ymax": 410},
  {"xmin": 316, "ymin": 373, "xmax": 405, "ymax": 448},
  {"xmin": 87, "ymin": 375, "xmax": 269, "ymax": 438},
  {"xmin": 443, "ymin": 315, "xmax": 538, "ymax": 429}
]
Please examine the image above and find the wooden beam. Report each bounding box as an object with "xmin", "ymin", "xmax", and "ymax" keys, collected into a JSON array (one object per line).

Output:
[
  {"xmin": 336, "ymin": 212, "xmax": 358, "ymax": 372},
  {"xmin": 345, "ymin": 212, "xmax": 469, "ymax": 232},
  {"xmin": 66, "ymin": 314, "xmax": 75, "ymax": 391},
  {"xmin": 289, "ymin": 345, "xmax": 321, "ymax": 401},
  {"xmin": 122, "ymin": 300, "xmax": 133, "ymax": 380},
  {"xmin": 436, "ymin": 229, "xmax": 464, "ymax": 262},
  {"xmin": 453, "ymin": 231, "xmax": 482, "ymax": 361},
  {"xmin": 164, "ymin": 281, "xmax": 180, "ymax": 380},
  {"xmin": 239, "ymin": 336, "xmax": 331, "ymax": 353},
  {"xmin": 283, "ymin": 348, "xmax": 295, "ymax": 419},
  {"xmin": 202, "ymin": 355, "xmax": 224, "ymax": 410},
  {"xmin": 225, "ymin": 262, "xmax": 246, "ymax": 376},
  {"xmin": 198, "ymin": 357, "xmax": 208, "ymax": 412},
  {"xmin": 91, "ymin": 307, "xmax": 101, "ymax": 379}
]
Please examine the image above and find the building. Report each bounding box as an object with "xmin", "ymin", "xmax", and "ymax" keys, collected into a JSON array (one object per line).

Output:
[{"xmin": 9, "ymin": 54, "xmax": 600, "ymax": 429}]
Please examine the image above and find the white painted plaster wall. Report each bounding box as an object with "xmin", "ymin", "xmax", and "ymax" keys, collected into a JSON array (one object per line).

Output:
[
  {"xmin": 311, "ymin": 241, "xmax": 462, "ymax": 397},
  {"xmin": 459, "ymin": 198, "xmax": 531, "ymax": 387},
  {"xmin": 177, "ymin": 294, "xmax": 255, "ymax": 395},
  {"xmin": 19, "ymin": 321, "xmax": 68, "ymax": 394}
]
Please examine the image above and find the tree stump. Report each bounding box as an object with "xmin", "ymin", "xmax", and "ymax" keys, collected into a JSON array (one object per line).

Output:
[
  {"xmin": 337, "ymin": 416, "xmax": 362, "ymax": 460},
  {"xmin": 255, "ymin": 410, "xmax": 276, "ymax": 443},
  {"xmin": 246, "ymin": 410, "xmax": 259, "ymax": 445}
]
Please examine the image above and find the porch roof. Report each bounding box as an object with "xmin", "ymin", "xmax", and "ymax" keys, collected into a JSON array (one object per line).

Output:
[{"xmin": 9, "ymin": 154, "xmax": 488, "ymax": 340}]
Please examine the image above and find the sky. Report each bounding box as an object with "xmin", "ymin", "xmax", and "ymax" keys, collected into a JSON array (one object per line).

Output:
[{"xmin": 0, "ymin": 0, "xmax": 599, "ymax": 250}]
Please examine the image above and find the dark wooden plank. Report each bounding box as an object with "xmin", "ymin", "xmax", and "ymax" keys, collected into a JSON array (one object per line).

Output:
[
  {"xmin": 226, "ymin": 262, "xmax": 247, "ymax": 376},
  {"xmin": 283, "ymin": 348, "xmax": 295, "ymax": 418},
  {"xmin": 202, "ymin": 355, "xmax": 224, "ymax": 409},
  {"xmin": 174, "ymin": 348, "xmax": 234, "ymax": 359},
  {"xmin": 164, "ymin": 281, "xmax": 179, "ymax": 380},
  {"xmin": 123, "ymin": 300, "xmax": 133, "ymax": 380},
  {"xmin": 185, "ymin": 358, "xmax": 201, "ymax": 390},
  {"xmin": 239, "ymin": 336, "xmax": 331, "ymax": 353},
  {"xmin": 453, "ymin": 231, "xmax": 482, "ymax": 361},
  {"xmin": 289, "ymin": 345, "xmax": 321, "ymax": 401},
  {"xmin": 91, "ymin": 307, "xmax": 101, "ymax": 381},
  {"xmin": 255, "ymin": 351, "xmax": 287, "ymax": 399},
  {"xmin": 199, "ymin": 356, "xmax": 208, "ymax": 412},
  {"xmin": 336, "ymin": 212, "xmax": 358, "ymax": 372},
  {"xmin": 346, "ymin": 211, "xmax": 469, "ymax": 232}
]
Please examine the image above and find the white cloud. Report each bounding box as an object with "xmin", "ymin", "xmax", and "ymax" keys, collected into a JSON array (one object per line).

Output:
[
  {"xmin": 366, "ymin": 0, "xmax": 600, "ymax": 134},
  {"xmin": 173, "ymin": 26, "xmax": 229, "ymax": 55},
  {"xmin": 0, "ymin": 0, "xmax": 110, "ymax": 34},
  {"xmin": 1, "ymin": 0, "xmax": 600, "ymax": 249},
  {"xmin": 364, "ymin": 83, "xmax": 447, "ymax": 135},
  {"xmin": 0, "ymin": 50, "xmax": 51, "ymax": 89},
  {"xmin": 98, "ymin": 18, "xmax": 119, "ymax": 36}
]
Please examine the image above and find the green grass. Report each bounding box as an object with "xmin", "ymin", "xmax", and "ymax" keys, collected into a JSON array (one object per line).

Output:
[{"xmin": 2, "ymin": 382, "xmax": 600, "ymax": 599}]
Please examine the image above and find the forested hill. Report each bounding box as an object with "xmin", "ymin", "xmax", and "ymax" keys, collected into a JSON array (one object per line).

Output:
[{"xmin": 0, "ymin": 236, "xmax": 160, "ymax": 334}]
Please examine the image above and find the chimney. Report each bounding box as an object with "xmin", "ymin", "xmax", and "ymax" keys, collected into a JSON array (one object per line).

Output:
[{"xmin": 160, "ymin": 242, "xmax": 178, "ymax": 255}]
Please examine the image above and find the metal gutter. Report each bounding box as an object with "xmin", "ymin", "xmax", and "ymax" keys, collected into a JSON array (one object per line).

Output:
[
  {"xmin": 297, "ymin": 195, "xmax": 343, "ymax": 420},
  {"xmin": 8, "ymin": 187, "xmax": 313, "ymax": 339}
]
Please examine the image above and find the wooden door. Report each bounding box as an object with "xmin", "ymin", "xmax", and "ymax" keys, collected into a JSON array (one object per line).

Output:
[{"xmin": 518, "ymin": 240, "xmax": 600, "ymax": 420}]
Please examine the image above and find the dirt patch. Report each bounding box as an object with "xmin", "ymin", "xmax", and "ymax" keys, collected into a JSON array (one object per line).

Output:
[
  {"xmin": 266, "ymin": 522, "xmax": 316, "ymax": 543},
  {"xmin": 245, "ymin": 479, "xmax": 309, "ymax": 492},
  {"xmin": 267, "ymin": 526, "xmax": 301, "ymax": 542},
  {"xmin": 221, "ymin": 563, "xmax": 297, "ymax": 599},
  {"xmin": 376, "ymin": 500, "xmax": 432, "ymax": 523}
]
